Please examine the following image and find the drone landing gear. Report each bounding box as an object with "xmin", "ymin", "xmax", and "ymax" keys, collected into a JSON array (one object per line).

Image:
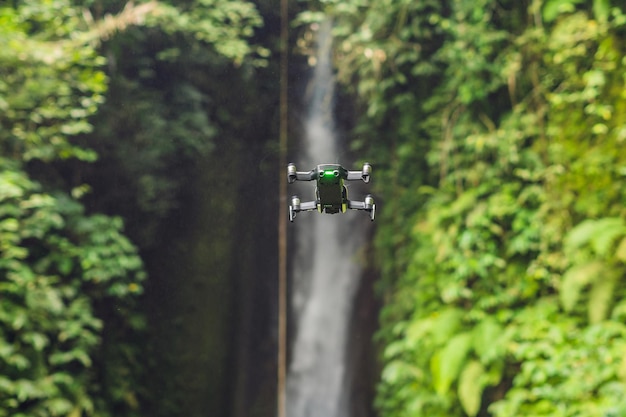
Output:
[
  {"xmin": 289, "ymin": 195, "xmax": 317, "ymax": 222},
  {"xmin": 347, "ymin": 194, "xmax": 376, "ymax": 221},
  {"xmin": 365, "ymin": 194, "xmax": 376, "ymax": 221}
]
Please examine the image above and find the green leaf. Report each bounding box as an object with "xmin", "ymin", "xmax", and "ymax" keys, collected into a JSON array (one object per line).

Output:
[
  {"xmin": 381, "ymin": 360, "xmax": 419, "ymax": 385},
  {"xmin": 14, "ymin": 379, "xmax": 41, "ymax": 402},
  {"xmin": 616, "ymin": 237, "xmax": 626, "ymax": 262},
  {"xmin": 0, "ymin": 377, "xmax": 14, "ymax": 398},
  {"xmin": 407, "ymin": 308, "xmax": 465, "ymax": 349},
  {"xmin": 565, "ymin": 218, "xmax": 626, "ymax": 257},
  {"xmin": 472, "ymin": 318, "xmax": 504, "ymax": 364},
  {"xmin": 68, "ymin": 407, "xmax": 82, "ymax": 417},
  {"xmin": 618, "ymin": 353, "xmax": 626, "ymax": 382},
  {"xmin": 543, "ymin": 0, "xmax": 583, "ymax": 22},
  {"xmin": 22, "ymin": 332, "xmax": 49, "ymax": 351},
  {"xmin": 431, "ymin": 332, "xmax": 472, "ymax": 395},
  {"xmin": 589, "ymin": 218, "xmax": 626, "ymax": 257},
  {"xmin": 565, "ymin": 219, "xmax": 599, "ymax": 250},
  {"xmin": 588, "ymin": 270, "xmax": 618, "ymax": 323},
  {"xmin": 458, "ymin": 360, "xmax": 485, "ymax": 417},
  {"xmin": 0, "ymin": 218, "xmax": 19, "ymax": 232},
  {"xmin": 593, "ymin": 0, "xmax": 611, "ymax": 23},
  {"xmin": 45, "ymin": 398, "xmax": 73, "ymax": 415},
  {"xmin": 560, "ymin": 261, "xmax": 605, "ymax": 312},
  {"xmin": 432, "ymin": 308, "xmax": 465, "ymax": 346}
]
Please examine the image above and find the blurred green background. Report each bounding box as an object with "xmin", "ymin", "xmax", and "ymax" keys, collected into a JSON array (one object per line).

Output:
[{"xmin": 1, "ymin": 0, "xmax": 625, "ymax": 416}]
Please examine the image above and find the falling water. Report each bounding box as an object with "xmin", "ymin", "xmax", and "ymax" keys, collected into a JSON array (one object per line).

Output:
[{"xmin": 287, "ymin": 20, "xmax": 365, "ymax": 417}]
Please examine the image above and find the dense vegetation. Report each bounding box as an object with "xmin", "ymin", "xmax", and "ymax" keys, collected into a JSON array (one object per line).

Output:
[
  {"xmin": 311, "ymin": 0, "xmax": 626, "ymax": 416},
  {"xmin": 0, "ymin": 2, "xmax": 146, "ymax": 415},
  {"xmin": 2, "ymin": 0, "xmax": 626, "ymax": 416},
  {"xmin": 1, "ymin": 0, "xmax": 276, "ymax": 416}
]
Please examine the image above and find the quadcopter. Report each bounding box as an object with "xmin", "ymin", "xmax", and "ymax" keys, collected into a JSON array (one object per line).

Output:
[{"xmin": 287, "ymin": 162, "xmax": 375, "ymax": 222}]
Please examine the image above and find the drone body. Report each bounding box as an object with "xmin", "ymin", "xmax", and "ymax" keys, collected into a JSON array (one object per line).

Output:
[{"xmin": 287, "ymin": 162, "xmax": 375, "ymax": 222}]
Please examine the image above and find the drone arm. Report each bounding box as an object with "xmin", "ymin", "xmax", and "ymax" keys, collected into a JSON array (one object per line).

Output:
[
  {"xmin": 287, "ymin": 163, "xmax": 316, "ymax": 183},
  {"xmin": 347, "ymin": 194, "xmax": 376, "ymax": 221},
  {"xmin": 289, "ymin": 196, "xmax": 318, "ymax": 222},
  {"xmin": 295, "ymin": 171, "xmax": 316, "ymax": 181},
  {"xmin": 345, "ymin": 162, "xmax": 372, "ymax": 183},
  {"xmin": 347, "ymin": 200, "xmax": 364, "ymax": 209},
  {"xmin": 346, "ymin": 171, "xmax": 364, "ymax": 181},
  {"xmin": 298, "ymin": 200, "xmax": 317, "ymax": 211}
]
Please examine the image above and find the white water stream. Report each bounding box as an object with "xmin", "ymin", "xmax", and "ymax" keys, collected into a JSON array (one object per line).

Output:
[{"xmin": 286, "ymin": 21, "xmax": 365, "ymax": 417}]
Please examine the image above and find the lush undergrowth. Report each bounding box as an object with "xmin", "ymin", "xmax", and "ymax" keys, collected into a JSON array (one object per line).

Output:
[{"xmin": 304, "ymin": 0, "xmax": 626, "ymax": 415}]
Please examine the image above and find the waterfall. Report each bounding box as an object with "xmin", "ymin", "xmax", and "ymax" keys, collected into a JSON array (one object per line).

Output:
[{"xmin": 287, "ymin": 20, "xmax": 366, "ymax": 417}]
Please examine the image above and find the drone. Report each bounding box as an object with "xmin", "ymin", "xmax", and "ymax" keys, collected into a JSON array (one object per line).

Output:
[{"xmin": 287, "ymin": 162, "xmax": 375, "ymax": 222}]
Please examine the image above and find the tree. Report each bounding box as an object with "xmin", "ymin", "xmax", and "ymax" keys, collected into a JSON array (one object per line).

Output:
[
  {"xmin": 0, "ymin": 1, "xmax": 151, "ymax": 415},
  {"xmin": 72, "ymin": 1, "xmax": 276, "ymax": 416},
  {"xmin": 302, "ymin": 0, "xmax": 626, "ymax": 416},
  {"xmin": 0, "ymin": 0, "xmax": 270, "ymax": 414},
  {"xmin": 0, "ymin": 161, "xmax": 145, "ymax": 417}
]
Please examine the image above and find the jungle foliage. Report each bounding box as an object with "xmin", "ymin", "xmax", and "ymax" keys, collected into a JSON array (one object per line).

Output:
[
  {"xmin": 0, "ymin": 0, "xmax": 268, "ymax": 416},
  {"xmin": 0, "ymin": 2, "xmax": 145, "ymax": 415},
  {"xmin": 5, "ymin": 0, "xmax": 626, "ymax": 416},
  {"xmin": 302, "ymin": 0, "xmax": 626, "ymax": 416}
]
